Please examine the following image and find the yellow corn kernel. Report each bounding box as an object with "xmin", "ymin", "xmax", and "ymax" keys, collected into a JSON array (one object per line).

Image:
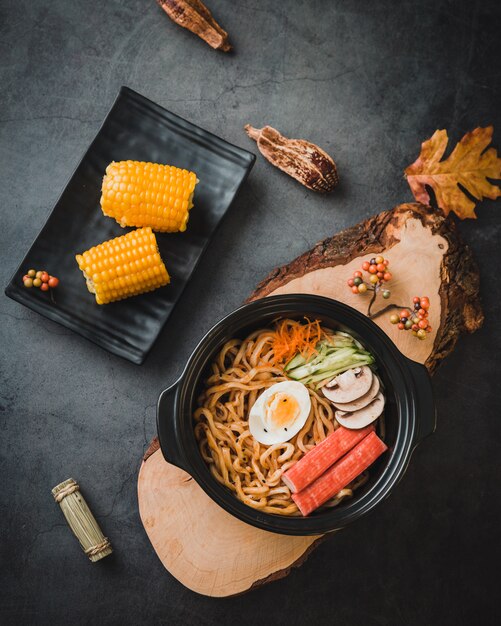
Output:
[
  {"xmin": 100, "ymin": 160, "xmax": 198, "ymax": 233},
  {"xmin": 75, "ymin": 227, "xmax": 170, "ymax": 305}
]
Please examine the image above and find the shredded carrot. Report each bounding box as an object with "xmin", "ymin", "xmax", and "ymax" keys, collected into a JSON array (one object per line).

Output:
[{"xmin": 271, "ymin": 318, "xmax": 325, "ymax": 365}]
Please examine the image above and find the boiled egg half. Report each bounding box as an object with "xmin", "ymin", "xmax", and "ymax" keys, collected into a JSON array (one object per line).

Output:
[{"xmin": 249, "ymin": 381, "xmax": 311, "ymax": 445}]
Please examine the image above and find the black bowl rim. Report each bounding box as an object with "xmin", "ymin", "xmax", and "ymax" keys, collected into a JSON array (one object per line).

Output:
[{"xmin": 158, "ymin": 294, "xmax": 432, "ymax": 535}]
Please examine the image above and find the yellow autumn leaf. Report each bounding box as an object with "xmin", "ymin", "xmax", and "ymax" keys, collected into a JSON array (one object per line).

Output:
[{"xmin": 404, "ymin": 126, "xmax": 501, "ymax": 219}]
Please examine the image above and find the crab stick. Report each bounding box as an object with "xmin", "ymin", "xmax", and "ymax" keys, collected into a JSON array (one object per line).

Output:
[
  {"xmin": 292, "ymin": 431, "xmax": 388, "ymax": 516},
  {"xmin": 282, "ymin": 425, "xmax": 374, "ymax": 493}
]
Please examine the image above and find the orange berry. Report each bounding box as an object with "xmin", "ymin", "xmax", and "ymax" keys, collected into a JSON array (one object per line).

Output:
[
  {"xmin": 362, "ymin": 261, "xmax": 370, "ymax": 271},
  {"xmin": 397, "ymin": 323, "xmax": 405, "ymax": 330},
  {"xmin": 369, "ymin": 265, "xmax": 377, "ymax": 274},
  {"xmin": 347, "ymin": 278, "xmax": 354, "ymax": 287},
  {"xmin": 418, "ymin": 319, "xmax": 428, "ymax": 329},
  {"xmin": 354, "ymin": 270, "xmax": 363, "ymax": 278},
  {"xmin": 383, "ymin": 272, "xmax": 392, "ymax": 281},
  {"xmin": 400, "ymin": 310, "xmax": 410, "ymax": 318},
  {"xmin": 376, "ymin": 263, "xmax": 385, "ymax": 272},
  {"xmin": 351, "ymin": 286, "xmax": 359, "ymax": 294},
  {"xmin": 377, "ymin": 272, "xmax": 384, "ymax": 279},
  {"xmin": 420, "ymin": 298, "xmax": 430, "ymax": 309},
  {"xmin": 40, "ymin": 282, "xmax": 49, "ymax": 292}
]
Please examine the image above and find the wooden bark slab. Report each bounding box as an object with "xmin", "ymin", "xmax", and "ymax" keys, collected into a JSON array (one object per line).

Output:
[
  {"xmin": 138, "ymin": 203, "xmax": 482, "ymax": 596},
  {"xmin": 138, "ymin": 439, "xmax": 323, "ymax": 596},
  {"xmin": 250, "ymin": 202, "xmax": 483, "ymax": 371}
]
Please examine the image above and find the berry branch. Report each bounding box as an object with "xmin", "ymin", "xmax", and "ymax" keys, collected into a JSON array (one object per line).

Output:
[
  {"xmin": 23, "ymin": 269, "xmax": 59, "ymax": 303},
  {"xmin": 347, "ymin": 257, "xmax": 431, "ymax": 340},
  {"xmin": 367, "ymin": 302, "xmax": 407, "ymax": 319}
]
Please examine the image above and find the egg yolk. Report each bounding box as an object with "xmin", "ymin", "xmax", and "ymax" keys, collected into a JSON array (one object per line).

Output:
[{"xmin": 264, "ymin": 392, "xmax": 300, "ymax": 430}]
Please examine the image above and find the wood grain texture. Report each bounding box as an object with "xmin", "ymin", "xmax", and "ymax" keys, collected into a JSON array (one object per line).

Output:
[
  {"xmin": 138, "ymin": 450, "xmax": 322, "ymax": 596},
  {"xmin": 138, "ymin": 203, "xmax": 483, "ymax": 596}
]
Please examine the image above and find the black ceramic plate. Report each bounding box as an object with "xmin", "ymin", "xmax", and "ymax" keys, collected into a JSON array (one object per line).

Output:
[{"xmin": 5, "ymin": 87, "xmax": 255, "ymax": 364}]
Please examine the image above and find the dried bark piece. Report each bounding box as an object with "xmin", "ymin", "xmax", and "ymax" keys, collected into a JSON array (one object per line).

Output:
[
  {"xmin": 157, "ymin": 0, "xmax": 232, "ymax": 51},
  {"xmin": 245, "ymin": 124, "xmax": 339, "ymax": 192}
]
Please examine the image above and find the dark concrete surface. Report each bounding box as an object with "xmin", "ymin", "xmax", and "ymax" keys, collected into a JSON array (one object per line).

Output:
[{"xmin": 1, "ymin": 1, "xmax": 500, "ymax": 624}]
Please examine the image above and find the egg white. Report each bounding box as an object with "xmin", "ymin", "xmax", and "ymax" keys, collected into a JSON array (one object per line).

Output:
[{"xmin": 249, "ymin": 381, "xmax": 311, "ymax": 445}]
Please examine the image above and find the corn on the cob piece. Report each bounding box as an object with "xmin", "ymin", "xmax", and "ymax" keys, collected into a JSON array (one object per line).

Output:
[
  {"xmin": 75, "ymin": 227, "xmax": 170, "ymax": 305},
  {"xmin": 100, "ymin": 161, "xmax": 198, "ymax": 233}
]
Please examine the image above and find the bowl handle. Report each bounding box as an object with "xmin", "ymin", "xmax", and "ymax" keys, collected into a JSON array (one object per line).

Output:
[
  {"xmin": 405, "ymin": 358, "xmax": 437, "ymax": 446},
  {"xmin": 156, "ymin": 380, "xmax": 188, "ymax": 471}
]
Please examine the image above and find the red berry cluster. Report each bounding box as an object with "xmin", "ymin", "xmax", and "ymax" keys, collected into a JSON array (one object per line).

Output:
[
  {"xmin": 347, "ymin": 256, "xmax": 392, "ymax": 296},
  {"xmin": 390, "ymin": 296, "xmax": 431, "ymax": 340},
  {"xmin": 23, "ymin": 269, "xmax": 59, "ymax": 292}
]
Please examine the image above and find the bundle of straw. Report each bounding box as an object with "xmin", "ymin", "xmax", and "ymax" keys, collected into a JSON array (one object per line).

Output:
[{"xmin": 52, "ymin": 478, "xmax": 112, "ymax": 562}]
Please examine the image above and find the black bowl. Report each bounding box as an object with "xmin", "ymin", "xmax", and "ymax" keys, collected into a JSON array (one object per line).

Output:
[{"xmin": 157, "ymin": 295, "xmax": 435, "ymax": 535}]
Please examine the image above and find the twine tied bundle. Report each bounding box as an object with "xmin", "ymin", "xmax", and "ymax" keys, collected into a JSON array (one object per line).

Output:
[{"xmin": 52, "ymin": 478, "xmax": 112, "ymax": 562}]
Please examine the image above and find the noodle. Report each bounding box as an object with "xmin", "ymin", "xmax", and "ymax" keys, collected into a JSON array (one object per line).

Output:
[{"xmin": 194, "ymin": 326, "xmax": 378, "ymax": 516}]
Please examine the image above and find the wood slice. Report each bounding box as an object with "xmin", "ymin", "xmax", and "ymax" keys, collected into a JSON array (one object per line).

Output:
[
  {"xmin": 138, "ymin": 203, "xmax": 482, "ymax": 596},
  {"xmin": 138, "ymin": 439, "xmax": 323, "ymax": 597}
]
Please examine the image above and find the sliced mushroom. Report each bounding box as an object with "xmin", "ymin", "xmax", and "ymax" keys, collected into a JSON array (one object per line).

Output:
[
  {"xmin": 334, "ymin": 392, "xmax": 385, "ymax": 430},
  {"xmin": 325, "ymin": 366, "xmax": 362, "ymax": 387},
  {"xmin": 322, "ymin": 366, "xmax": 373, "ymax": 404},
  {"xmin": 332, "ymin": 375, "xmax": 380, "ymax": 412}
]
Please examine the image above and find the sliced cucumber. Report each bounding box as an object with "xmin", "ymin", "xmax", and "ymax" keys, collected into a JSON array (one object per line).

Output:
[
  {"xmin": 284, "ymin": 332, "xmax": 375, "ymax": 386},
  {"xmin": 284, "ymin": 352, "xmax": 306, "ymax": 371}
]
